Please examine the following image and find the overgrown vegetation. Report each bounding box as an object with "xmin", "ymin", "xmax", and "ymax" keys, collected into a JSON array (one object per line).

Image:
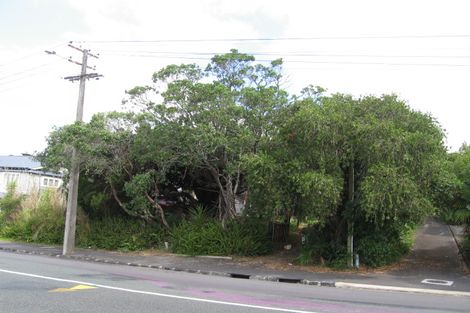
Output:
[
  {"xmin": 0, "ymin": 186, "xmax": 64, "ymax": 244},
  {"xmin": 2, "ymin": 50, "xmax": 463, "ymax": 266},
  {"xmin": 0, "ymin": 183, "xmax": 24, "ymax": 226},
  {"xmin": 77, "ymin": 217, "xmax": 166, "ymax": 251},
  {"xmin": 0, "ymin": 184, "xmax": 165, "ymax": 250},
  {"xmin": 463, "ymin": 237, "xmax": 470, "ymax": 261},
  {"xmin": 171, "ymin": 208, "xmax": 272, "ymax": 256},
  {"xmin": 435, "ymin": 145, "xmax": 470, "ymax": 262},
  {"xmin": 0, "ymin": 186, "xmax": 270, "ymax": 255}
]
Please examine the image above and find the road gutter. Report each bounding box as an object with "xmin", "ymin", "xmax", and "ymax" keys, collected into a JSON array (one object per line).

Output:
[{"xmin": 1, "ymin": 244, "xmax": 469, "ymax": 297}]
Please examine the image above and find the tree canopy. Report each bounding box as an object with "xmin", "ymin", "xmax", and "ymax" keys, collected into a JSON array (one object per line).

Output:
[{"xmin": 40, "ymin": 50, "xmax": 450, "ymax": 265}]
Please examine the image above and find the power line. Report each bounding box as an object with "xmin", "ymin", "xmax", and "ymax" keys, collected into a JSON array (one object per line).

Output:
[
  {"xmin": 0, "ymin": 70, "xmax": 48, "ymax": 88},
  {"xmin": 46, "ymin": 48, "xmax": 98, "ymax": 71},
  {"xmin": 0, "ymin": 43, "xmax": 66, "ymax": 68},
  {"xmin": 101, "ymin": 52, "xmax": 470, "ymax": 68},
  {"xmin": 0, "ymin": 70, "xmax": 50, "ymax": 94},
  {"xmin": 99, "ymin": 49, "xmax": 470, "ymax": 59},
  {"xmin": 0, "ymin": 63, "xmax": 53, "ymax": 82},
  {"xmin": 73, "ymin": 34, "xmax": 470, "ymax": 44}
]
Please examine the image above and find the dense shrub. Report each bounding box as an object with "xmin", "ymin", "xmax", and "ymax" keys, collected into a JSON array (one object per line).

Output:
[
  {"xmin": 462, "ymin": 237, "xmax": 470, "ymax": 261},
  {"xmin": 297, "ymin": 223, "xmax": 415, "ymax": 268},
  {"xmin": 1, "ymin": 189, "xmax": 65, "ymax": 244},
  {"xmin": 0, "ymin": 184, "xmax": 165, "ymax": 251},
  {"xmin": 297, "ymin": 226, "xmax": 347, "ymax": 267},
  {"xmin": 77, "ymin": 217, "xmax": 166, "ymax": 251},
  {"xmin": 171, "ymin": 209, "xmax": 272, "ymax": 256},
  {"xmin": 0, "ymin": 183, "xmax": 24, "ymax": 225}
]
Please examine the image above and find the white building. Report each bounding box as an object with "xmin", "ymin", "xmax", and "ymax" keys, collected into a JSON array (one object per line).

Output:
[{"xmin": 0, "ymin": 155, "xmax": 63, "ymax": 197}]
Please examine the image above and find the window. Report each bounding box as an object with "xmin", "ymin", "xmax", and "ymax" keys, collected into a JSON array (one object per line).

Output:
[
  {"xmin": 5, "ymin": 173, "xmax": 19, "ymax": 184},
  {"xmin": 42, "ymin": 177, "xmax": 60, "ymax": 187}
]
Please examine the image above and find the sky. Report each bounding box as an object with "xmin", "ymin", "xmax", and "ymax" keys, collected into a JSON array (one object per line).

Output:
[{"xmin": 0, "ymin": 0, "xmax": 469, "ymax": 155}]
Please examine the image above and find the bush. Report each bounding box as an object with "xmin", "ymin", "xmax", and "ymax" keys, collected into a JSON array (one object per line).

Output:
[
  {"xmin": 297, "ymin": 225, "xmax": 347, "ymax": 267},
  {"xmin": 462, "ymin": 236, "xmax": 470, "ymax": 261},
  {"xmin": 1, "ymin": 189, "xmax": 65, "ymax": 244},
  {"xmin": 297, "ymin": 222, "xmax": 415, "ymax": 268},
  {"xmin": 356, "ymin": 236, "xmax": 403, "ymax": 267},
  {"xmin": 356, "ymin": 225, "xmax": 415, "ymax": 268},
  {"xmin": 0, "ymin": 183, "xmax": 24, "ymax": 225},
  {"xmin": 77, "ymin": 217, "xmax": 166, "ymax": 251},
  {"xmin": 171, "ymin": 208, "xmax": 271, "ymax": 256}
]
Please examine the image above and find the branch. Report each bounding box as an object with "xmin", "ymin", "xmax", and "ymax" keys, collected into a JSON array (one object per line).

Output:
[
  {"xmin": 109, "ymin": 181, "xmax": 137, "ymax": 217},
  {"xmin": 145, "ymin": 193, "xmax": 170, "ymax": 229}
]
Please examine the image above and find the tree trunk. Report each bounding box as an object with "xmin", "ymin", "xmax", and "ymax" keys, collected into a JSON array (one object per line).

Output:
[{"xmin": 208, "ymin": 166, "xmax": 237, "ymax": 224}]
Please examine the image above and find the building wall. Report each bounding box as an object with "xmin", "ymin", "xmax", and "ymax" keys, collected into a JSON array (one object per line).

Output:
[{"xmin": 0, "ymin": 171, "xmax": 63, "ymax": 196}]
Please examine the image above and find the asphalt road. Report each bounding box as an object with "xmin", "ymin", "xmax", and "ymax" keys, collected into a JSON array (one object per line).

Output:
[{"xmin": 1, "ymin": 252, "xmax": 469, "ymax": 313}]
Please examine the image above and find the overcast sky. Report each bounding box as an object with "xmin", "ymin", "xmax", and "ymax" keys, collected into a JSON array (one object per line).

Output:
[{"xmin": 1, "ymin": 0, "xmax": 469, "ymax": 155}]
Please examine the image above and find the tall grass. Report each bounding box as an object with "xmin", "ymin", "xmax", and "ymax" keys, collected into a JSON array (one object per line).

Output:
[{"xmin": 1, "ymin": 188, "xmax": 66, "ymax": 244}]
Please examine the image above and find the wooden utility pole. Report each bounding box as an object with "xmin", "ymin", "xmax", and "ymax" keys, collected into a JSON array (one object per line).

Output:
[
  {"xmin": 347, "ymin": 163, "xmax": 354, "ymax": 268},
  {"xmin": 47, "ymin": 44, "xmax": 102, "ymax": 255}
]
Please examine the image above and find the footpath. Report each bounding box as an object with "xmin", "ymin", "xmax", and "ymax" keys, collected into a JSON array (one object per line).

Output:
[{"xmin": 1, "ymin": 218, "xmax": 469, "ymax": 296}]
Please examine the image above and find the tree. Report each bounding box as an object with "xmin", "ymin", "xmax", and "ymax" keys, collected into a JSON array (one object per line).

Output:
[
  {"xmin": 40, "ymin": 112, "xmax": 176, "ymax": 228},
  {"xmin": 446, "ymin": 147, "xmax": 470, "ymax": 229},
  {"xmin": 246, "ymin": 91, "xmax": 446, "ymax": 265},
  {"xmin": 123, "ymin": 49, "xmax": 288, "ymax": 223},
  {"xmin": 42, "ymin": 50, "xmax": 289, "ymax": 225}
]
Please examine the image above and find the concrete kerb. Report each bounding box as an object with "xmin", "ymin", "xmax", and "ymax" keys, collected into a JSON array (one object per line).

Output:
[
  {"xmin": 0, "ymin": 245, "xmax": 334, "ymax": 286},
  {"xmin": 335, "ymin": 282, "xmax": 470, "ymax": 297},
  {"xmin": 1, "ymin": 245, "xmax": 469, "ymax": 297}
]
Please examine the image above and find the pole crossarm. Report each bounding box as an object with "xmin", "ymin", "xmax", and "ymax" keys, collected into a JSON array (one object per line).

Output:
[
  {"xmin": 63, "ymin": 73, "xmax": 104, "ymax": 82},
  {"xmin": 67, "ymin": 58, "xmax": 96, "ymax": 70},
  {"xmin": 68, "ymin": 43, "xmax": 99, "ymax": 59}
]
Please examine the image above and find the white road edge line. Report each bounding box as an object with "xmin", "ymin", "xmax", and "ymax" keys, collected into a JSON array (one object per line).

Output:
[
  {"xmin": 0, "ymin": 268, "xmax": 318, "ymax": 313},
  {"xmin": 335, "ymin": 282, "xmax": 470, "ymax": 297}
]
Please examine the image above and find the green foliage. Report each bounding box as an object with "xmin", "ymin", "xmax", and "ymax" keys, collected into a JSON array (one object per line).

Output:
[
  {"xmin": 0, "ymin": 183, "xmax": 24, "ymax": 225},
  {"xmin": 453, "ymin": 209, "xmax": 470, "ymax": 227},
  {"xmin": 360, "ymin": 164, "xmax": 433, "ymax": 226},
  {"xmin": 296, "ymin": 225, "xmax": 347, "ymax": 267},
  {"xmin": 0, "ymin": 187, "xmax": 165, "ymax": 251},
  {"xmin": 244, "ymin": 152, "xmax": 342, "ymax": 224},
  {"xmin": 123, "ymin": 171, "xmax": 165, "ymax": 223},
  {"xmin": 356, "ymin": 225, "xmax": 415, "ymax": 267},
  {"xmin": 41, "ymin": 50, "xmax": 288, "ymax": 224},
  {"xmin": 171, "ymin": 208, "xmax": 271, "ymax": 256},
  {"xmin": 437, "ymin": 148, "xmax": 470, "ymax": 234},
  {"xmin": 77, "ymin": 217, "xmax": 166, "ymax": 251},
  {"xmin": 462, "ymin": 237, "xmax": 470, "ymax": 261},
  {"xmin": 37, "ymin": 50, "xmax": 449, "ymax": 266},
  {"xmin": 432, "ymin": 161, "xmax": 463, "ymax": 220},
  {"xmin": 1, "ymin": 190, "xmax": 65, "ymax": 244},
  {"xmin": 298, "ymin": 222, "xmax": 416, "ymax": 268}
]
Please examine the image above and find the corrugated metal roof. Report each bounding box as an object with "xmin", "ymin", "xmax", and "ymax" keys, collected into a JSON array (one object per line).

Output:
[{"xmin": 0, "ymin": 155, "xmax": 42, "ymax": 170}]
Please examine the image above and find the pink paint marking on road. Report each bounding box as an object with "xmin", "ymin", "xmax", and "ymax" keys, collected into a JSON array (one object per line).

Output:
[
  {"xmin": 106, "ymin": 270, "xmax": 173, "ymax": 288},
  {"xmin": 187, "ymin": 288, "xmax": 405, "ymax": 313}
]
